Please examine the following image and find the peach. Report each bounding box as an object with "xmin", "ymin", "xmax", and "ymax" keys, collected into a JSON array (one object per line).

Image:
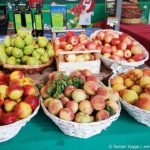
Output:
[
  {"xmin": 106, "ymin": 100, "xmax": 120, "ymax": 114},
  {"xmin": 60, "ymin": 97, "xmax": 70, "ymax": 106},
  {"xmin": 79, "ymin": 100, "xmax": 93, "ymax": 115},
  {"xmin": 43, "ymin": 98, "xmax": 54, "ymax": 108},
  {"xmin": 59, "ymin": 108, "xmax": 74, "ymax": 121},
  {"xmin": 96, "ymin": 87, "xmax": 110, "ymax": 100},
  {"xmin": 142, "ymin": 68, "xmax": 150, "ymax": 76},
  {"xmin": 145, "ymin": 84, "xmax": 150, "ymax": 94},
  {"xmin": 139, "ymin": 93, "xmax": 150, "ymax": 99},
  {"xmin": 111, "ymin": 76, "xmax": 124, "ymax": 85},
  {"xmin": 131, "ymin": 85, "xmax": 143, "ymax": 94},
  {"xmin": 83, "ymin": 81, "xmax": 98, "ymax": 95},
  {"xmin": 70, "ymin": 70, "xmax": 81, "ymax": 78},
  {"xmin": 81, "ymin": 69, "xmax": 92, "ymax": 78},
  {"xmin": 96, "ymin": 110, "xmax": 110, "ymax": 121},
  {"xmin": 22, "ymin": 77, "xmax": 34, "ymax": 86},
  {"xmin": 87, "ymin": 75, "xmax": 97, "ymax": 83},
  {"xmin": 91, "ymin": 95, "xmax": 105, "ymax": 111},
  {"xmin": 72, "ymin": 89, "xmax": 87, "ymax": 102},
  {"xmin": 109, "ymin": 90, "xmax": 120, "ymax": 102},
  {"xmin": 14, "ymin": 102, "xmax": 32, "ymax": 119},
  {"xmin": 58, "ymin": 93, "xmax": 65, "ymax": 99},
  {"xmin": 66, "ymin": 101, "xmax": 78, "ymax": 113},
  {"xmin": 112, "ymin": 84, "xmax": 126, "ymax": 92},
  {"xmin": 75, "ymin": 112, "xmax": 94, "ymax": 123},
  {"xmin": 4, "ymin": 99, "xmax": 17, "ymax": 112},
  {"xmin": 124, "ymin": 78, "xmax": 134, "ymax": 88},
  {"xmin": 0, "ymin": 93, "xmax": 4, "ymax": 105},
  {"xmin": 23, "ymin": 85, "xmax": 37, "ymax": 97},
  {"xmin": 40, "ymin": 86, "xmax": 49, "ymax": 98},
  {"xmin": 7, "ymin": 85, "xmax": 24, "ymax": 100},
  {"xmin": 127, "ymin": 69, "xmax": 143, "ymax": 81},
  {"xmin": 131, "ymin": 45, "xmax": 142, "ymax": 54},
  {"xmin": 122, "ymin": 89, "xmax": 138, "ymax": 104},
  {"xmin": 120, "ymin": 73, "xmax": 127, "ymax": 80},
  {"xmin": 48, "ymin": 99, "xmax": 63, "ymax": 116},
  {"xmin": 0, "ymin": 85, "xmax": 8, "ymax": 98},
  {"xmin": 135, "ymin": 98, "xmax": 150, "ymax": 111},
  {"xmin": 10, "ymin": 71, "xmax": 24, "ymax": 81},
  {"xmin": 64, "ymin": 85, "xmax": 76, "ymax": 98},
  {"xmin": 139, "ymin": 76, "xmax": 150, "ymax": 88}
]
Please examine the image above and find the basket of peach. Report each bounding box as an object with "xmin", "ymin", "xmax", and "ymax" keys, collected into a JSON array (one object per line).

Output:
[
  {"xmin": 0, "ymin": 71, "xmax": 40, "ymax": 142},
  {"xmin": 40, "ymin": 69, "xmax": 121, "ymax": 138},
  {"xmin": 90, "ymin": 29, "xmax": 149, "ymax": 69},
  {"xmin": 110, "ymin": 68, "xmax": 150, "ymax": 127}
]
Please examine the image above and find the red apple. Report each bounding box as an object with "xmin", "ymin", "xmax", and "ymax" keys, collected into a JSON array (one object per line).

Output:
[
  {"xmin": 10, "ymin": 71, "xmax": 24, "ymax": 81},
  {"xmin": 60, "ymin": 41, "xmax": 67, "ymax": 50},
  {"xmin": 96, "ymin": 31, "xmax": 105, "ymax": 40},
  {"xmin": 73, "ymin": 43, "xmax": 85, "ymax": 51},
  {"xmin": 124, "ymin": 50, "xmax": 132, "ymax": 58},
  {"xmin": 101, "ymin": 46, "xmax": 111, "ymax": 54},
  {"xmin": 7, "ymin": 85, "xmax": 24, "ymax": 100},
  {"xmin": 123, "ymin": 37, "xmax": 132, "ymax": 45},
  {"xmin": 14, "ymin": 102, "xmax": 32, "ymax": 119},
  {"xmin": 86, "ymin": 41, "xmax": 97, "ymax": 50},
  {"xmin": 23, "ymin": 85, "xmax": 37, "ymax": 97},
  {"xmin": 66, "ymin": 31, "xmax": 76, "ymax": 39},
  {"xmin": 111, "ymin": 38, "xmax": 120, "ymax": 46},
  {"xmin": 110, "ymin": 55, "xmax": 122, "ymax": 61},
  {"xmin": 0, "ymin": 71, "xmax": 6, "ymax": 82},
  {"xmin": 59, "ymin": 36, "xmax": 66, "ymax": 42},
  {"xmin": 119, "ymin": 33, "xmax": 128, "ymax": 41},
  {"xmin": 4, "ymin": 99, "xmax": 17, "ymax": 112},
  {"xmin": 9, "ymin": 79, "xmax": 22, "ymax": 87},
  {"xmin": 68, "ymin": 35, "xmax": 79, "ymax": 46},
  {"xmin": 0, "ymin": 112, "xmax": 17, "ymax": 125},
  {"xmin": 133, "ymin": 54, "xmax": 145, "ymax": 61},
  {"xmin": 94, "ymin": 40, "xmax": 102, "ymax": 46},
  {"xmin": 104, "ymin": 34, "xmax": 113, "ymax": 43},
  {"xmin": 24, "ymin": 95, "xmax": 39, "ymax": 110},
  {"xmin": 117, "ymin": 42, "xmax": 127, "ymax": 51},
  {"xmin": 0, "ymin": 108, "xmax": 4, "ymax": 117},
  {"xmin": 113, "ymin": 50, "xmax": 124, "ymax": 57}
]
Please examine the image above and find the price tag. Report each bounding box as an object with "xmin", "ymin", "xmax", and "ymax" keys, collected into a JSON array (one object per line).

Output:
[{"xmin": 107, "ymin": 17, "xmax": 119, "ymax": 27}]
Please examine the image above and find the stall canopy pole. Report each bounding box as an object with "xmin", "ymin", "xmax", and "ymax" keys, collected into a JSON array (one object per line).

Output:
[{"xmin": 114, "ymin": 0, "xmax": 122, "ymax": 31}]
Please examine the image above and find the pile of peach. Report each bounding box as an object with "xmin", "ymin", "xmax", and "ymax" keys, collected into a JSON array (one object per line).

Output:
[
  {"xmin": 92, "ymin": 30, "xmax": 146, "ymax": 62},
  {"xmin": 42, "ymin": 70, "xmax": 120, "ymax": 123},
  {"xmin": 0, "ymin": 71, "xmax": 39, "ymax": 125},
  {"xmin": 111, "ymin": 68, "xmax": 150, "ymax": 111}
]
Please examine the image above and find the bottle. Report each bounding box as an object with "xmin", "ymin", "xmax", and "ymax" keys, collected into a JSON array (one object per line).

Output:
[
  {"xmin": 24, "ymin": 0, "xmax": 33, "ymax": 30},
  {"xmin": 13, "ymin": 0, "xmax": 22, "ymax": 33},
  {"xmin": 34, "ymin": 2, "xmax": 43, "ymax": 36}
]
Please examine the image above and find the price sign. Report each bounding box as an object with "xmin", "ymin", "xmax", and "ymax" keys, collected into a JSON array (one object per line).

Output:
[
  {"xmin": 107, "ymin": 16, "xmax": 119, "ymax": 27},
  {"xmin": 105, "ymin": 0, "xmax": 116, "ymax": 14}
]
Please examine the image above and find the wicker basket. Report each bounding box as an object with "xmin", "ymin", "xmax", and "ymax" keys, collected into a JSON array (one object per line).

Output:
[
  {"xmin": 41, "ymin": 79, "xmax": 121, "ymax": 140},
  {"xmin": 0, "ymin": 104, "xmax": 40, "ymax": 143},
  {"xmin": 121, "ymin": 18, "xmax": 141, "ymax": 24},
  {"xmin": 2, "ymin": 57, "xmax": 54, "ymax": 74},
  {"xmin": 109, "ymin": 73, "xmax": 150, "ymax": 127},
  {"xmin": 90, "ymin": 29, "xmax": 149, "ymax": 70}
]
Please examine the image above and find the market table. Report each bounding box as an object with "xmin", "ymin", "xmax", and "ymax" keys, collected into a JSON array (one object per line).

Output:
[
  {"xmin": 120, "ymin": 24, "xmax": 150, "ymax": 66},
  {"xmin": 1, "ymin": 108, "xmax": 150, "ymax": 150}
]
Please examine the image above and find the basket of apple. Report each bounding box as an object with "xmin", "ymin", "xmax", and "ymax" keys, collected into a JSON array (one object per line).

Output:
[
  {"xmin": 90, "ymin": 29, "xmax": 149, "ymax": 69},
  {"xmin": 0, "ymin": 30, "xmax": 54, "ymax": 74},
  {"xmin": 0, "ymin": 70, "xmax": 40, "ymax": 142},
  {"xmin": 53, "ymin": 31, "xmax": 101, "ymax": 74},
  {"xmin": 40, "ymin": 69, "xmax": 121, "ymax": 138},
  {"xmin": 109, "ymin": 68, "xmax": 150, "ymax": 127}
]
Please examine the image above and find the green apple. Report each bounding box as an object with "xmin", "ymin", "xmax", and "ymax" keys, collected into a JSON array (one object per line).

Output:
[{"xmin": 7, "ymin": 56, "xmax": 16, "ymax": 65}]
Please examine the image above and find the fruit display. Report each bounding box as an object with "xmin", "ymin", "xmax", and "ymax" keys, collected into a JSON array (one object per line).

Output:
[
  {"xmin": 91, "ymin": 30, "xmax": 147, "ymax": 63},
  {"xmin": 0, "ymin": 30, "xmax": 54, "ymax": 66},
  {"xmin": 41, "ymin": 69, "xmax": 120, "ymax": 123},
  {"xmin": 0, "ymin": 70, "xmax": 39, "ymax": 125},
  {"xmin": 110, "ymin": 68, "xmax": 150, "ymax": 111}
]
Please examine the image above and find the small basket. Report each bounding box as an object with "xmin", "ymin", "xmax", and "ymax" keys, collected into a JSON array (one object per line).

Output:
[
  {"xmin": 90, "ymin": 29, "xmax": 149, "ymax": 70},
  {"xmin": 109, "ymin": 73, "xmax": 150, "ymax": 127},
  {"xmin": 2, "ymin": 57, "xmax": 54, "ymax": 74},
  {"xmin": 0, "ymin": 105, "xmax": 40, "ymax": 143}
]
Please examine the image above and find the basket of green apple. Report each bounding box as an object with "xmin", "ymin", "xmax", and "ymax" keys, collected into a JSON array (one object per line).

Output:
[
  {"xmin": 40, "ymin": 69, "xmax": 121, "ymax": 138},
  {"xmin": 0, "ymin": 70, "xmax": 40, "ymax": 142},
  {"xmin": 0, "ymin": 30, "xmax": 54, "ymax": 74}
]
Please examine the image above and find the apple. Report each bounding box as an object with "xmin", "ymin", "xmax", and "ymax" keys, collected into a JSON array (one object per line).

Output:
[
  {"xmin": 124, "ymin": 50, "xmax": 132, "ymax": 58},
  {"xmin": 119, "ymin": 33, "xmax": 128, "ymax": 41},
  {"xmin": 113, "ymin": 50, "xmax": 124, "ymax": 57},
  {"xmin": 111, "ymin": 46, "xmax": 117, "ymax": 53},
  {"xmin": 123, "ymin": 37, "xmax": 132, "ymax": 45},
  {"xmin": 65, "ymin": 54, "xmax": 76, "ymax": 62},
  {"xmin": 133, "ymin": 54, "xmax": 145, "ymax": 61},
  {"xmin": 14, "ymin": 102, "xmax": 32, "ymax": 119},
  {"xmin": 68, "ymin": 35, "xmax": 79, "ymax": 46},
  {"xmin": 86, "ymin": 41, "xmax": 97, "ymax": 50},
  {"xmin": 10, "ymin": 71, "xmax": 24, "ymax": 81},
  {"xmin": 110, "ymin": 55, "xmax": 122, "ymax": 61},
  {"xmin": 117, "ymin": 42, "xmax": 127, "ymax": 51},
  {"xmin": 23, "ymin": 85, "xmax": 37, "ymax": 97},
  {"xmin": 60, "ymin": 41, "xmax": 67, "ymax": 50},
  {"xmin": 104, "ymin": 34, "xmax": 113, "ymax": 43},
  {"xmin": 9, "ymin": 79, "xmax": 22, "ymax": 87},
  {"xmin": 94, "ymin": 39, "xmax": 102, "ymax": 46},
  {"xmin": 65, "ymin": 44, "xmax": 73, "ymax": 51},
  {"xmin": 101, "ymin": 46, "xmax": 111, "ymax": 54},
  {"xmin": 4, "ymin": 99, "xmax": 17, "ymax": 112},
  {"xmin": 103, "ymin": 53, "xmax": 111, "ymax": 58},
  {"xmin": 80, "ymin": 37, "xmax": 89, "ymax": 45},
  {"xmin": 22, "ymin": 77, "xmax": 34, "ymax": 86},
  {"xmin": 0, "ymin": 112, "xmax": 17, "ymax": 125},
  {"xmin": 24, "ymin": 95, "xmax": 39, "ymax": 110},
  {"xmin": 96, "ymin": 31, "xmax": 105, "ymax": 40},
  {"xmin": 76, "ymin": 54, "xmax": 85, "ymax": 62},
  {"xmin": 73, "ymin": 43, "xmax": 85, "ymax": 51},
  {"xmin": 84, "ymin": 53, "xmax": 91, "ymax": 61},
  {"xmin": 0, "ymin": 71, "xmax": 6, "ymax": 82},
  {"xmin": 66, "ymin": 31, "xmax": 76, "ymax": 38},
  {"xmin": 0, "ymin": 93, "xmax": 4, "ymax": 106},
  {"xmin": 0, "ymin": 85, "xmax": 8, "ymax": 98},
  {"xmin": 131, "ymin": 45, "xmax": 142, "ymax": 54},
  {"xmin": 111, "ymin": 38, "xmax": 120, "ymax": 46},
  {"xmin": 7, "ymin": 85, "xmax": 24, "ymax": 100}
]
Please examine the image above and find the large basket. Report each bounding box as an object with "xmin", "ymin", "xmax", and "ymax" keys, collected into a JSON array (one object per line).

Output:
[
  {"xmin": 2, "ymin": 57, "xmax": 54, "ymax": 74},
  {"xmin": 90, "ymin": 29, "xmax": 149, "ymax": 70},
  {"xmin": 0, "ymin": 105, "xmax": 40, "ymax": 143},
  {"xmin": 109, "ymin": 73, "xmax": 150, "ymax": 127},
  {"xmin": 41, "ymin": 98, "xmax": 121, "ymax": 139}
]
